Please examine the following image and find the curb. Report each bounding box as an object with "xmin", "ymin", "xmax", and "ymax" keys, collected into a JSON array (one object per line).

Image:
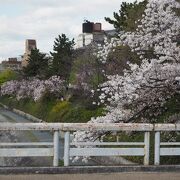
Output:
[
  {"xmin": 0, "ymin": 102, "xmax": 44, "ymax": 123},
  {"xmin": 0, "ymin": 165, "xmax": 180, "ymax": 174},
  {"xmin": 13, "ymin": 108, "xmax": 44, "ymax": 123},
  {"xmin": 0, "ymin": 102, "xmax": 65, "ymax": 139}
]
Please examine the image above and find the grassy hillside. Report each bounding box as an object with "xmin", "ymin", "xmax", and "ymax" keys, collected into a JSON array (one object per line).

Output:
[{"xmin": 0, "ymin": 94, "xmax": 104, "ymax": 123}]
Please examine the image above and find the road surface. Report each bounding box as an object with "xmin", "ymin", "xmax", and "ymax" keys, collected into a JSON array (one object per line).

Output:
[
  {"xmin": 0, "ymin": 107, "xmax": 96, "ymax": 166},
  {"xmin": 0, "ymin": 172, "xmax": 180, "ymax": 180},
  {"xmin": 0, "ymin": 108, "xmax": 56, "ymax": 166}
]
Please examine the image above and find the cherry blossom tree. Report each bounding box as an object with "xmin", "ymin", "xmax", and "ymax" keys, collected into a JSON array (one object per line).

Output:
[
  {"xmin": 1, "ymin": 76, "xmax": 65, "ymax": 101},
  {"xmin": 74, "ymin": 0, "xmax": 180, "ymax": 143}
]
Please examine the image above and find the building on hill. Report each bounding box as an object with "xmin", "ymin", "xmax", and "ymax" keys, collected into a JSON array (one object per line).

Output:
[
  {"xmin": 22, "ymin": 39, "xmax": 37, "ymax": 67},
  {"xmin": 1, "ymin": 57, "xmax": 21, "ymax": 71},
  {"xmin": 76, "ymin": 20, "xmax": 116, "ymax": 49}
]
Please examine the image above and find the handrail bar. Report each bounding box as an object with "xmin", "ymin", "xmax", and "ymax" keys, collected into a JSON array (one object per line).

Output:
[
  {"xmin": 0, "ymin": 123, "xmax": 180, "ymax": 131},
  {"xmin": 0, "ymin": 123, "xmax": 153, "ymax": 131}
]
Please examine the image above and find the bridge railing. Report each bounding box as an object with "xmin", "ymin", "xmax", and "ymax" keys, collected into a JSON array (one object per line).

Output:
[
  {"xmin": 0, "ymin": 123, "xmax": 179, "ymax": 166},
  {"xmin": 154, "ymin": 124, "xmax": 180, "ymax": 165},
  {"xmin": 65, "ymin": 123, "xmax": 152, "ymax": 166}
]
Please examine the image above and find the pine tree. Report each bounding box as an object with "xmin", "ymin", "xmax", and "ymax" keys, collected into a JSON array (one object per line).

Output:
[
  {"xmin": 50, "ymin": 34, "xmax": 75, "ymax": 81},
  {"xmin": 105, "ymin": 0, "xmax": 147, "ymax": 32},
  {"xmin": 23, "ymin": 49, "xmax": 49, "ymax": 78}
]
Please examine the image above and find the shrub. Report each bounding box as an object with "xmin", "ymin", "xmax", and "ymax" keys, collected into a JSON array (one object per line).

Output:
[{"xmin": 0, "ymin": 69, "xmax": 17, "ymax": 85}]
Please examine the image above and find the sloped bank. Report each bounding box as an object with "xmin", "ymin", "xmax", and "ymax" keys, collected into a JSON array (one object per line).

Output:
[{"xmin": 0, "ymin": 96, "xmax": 104, "ymax": 123}]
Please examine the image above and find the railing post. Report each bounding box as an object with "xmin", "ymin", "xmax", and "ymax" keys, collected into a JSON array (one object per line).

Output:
[
  {"xmin": 53, "ymin": 131, "xmax": 59, "ymax": 167},
  {"xmin": 154, "ymin": 131, "xmax": 160, "ymax": 165},
  {"xmin": 116, "ymin": 135, "xmax": 119, "ymax": 142},
  {"xmin": 64, "ymin": 131, "xmax": 70, "ymax": 166},
  {"xmin": 144, "ymin": 131, "xmax": 150, "ymax": 165}
]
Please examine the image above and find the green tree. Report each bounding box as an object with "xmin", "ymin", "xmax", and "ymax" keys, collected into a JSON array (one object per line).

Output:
[
  {"xmin": 0, "ymin": 69, "xmax": 18, "ymax": 85},
  {"xmin": 69, "ymin": 46, "xmax": 104, "ymax": 89},
  {"xmin": 104, "ymin": 0, "xmax": 147, "ymax": 76},
  {"xmin": 50, "ymin": 34, "xmax": 75, "ymax": 81},
  {"xmin": 23, "ymin": 49, "xmax": 50, "ymax": 78},
  {"xmin": 105, "ymin": 0, "xmax": 147, "ymax": 32}
]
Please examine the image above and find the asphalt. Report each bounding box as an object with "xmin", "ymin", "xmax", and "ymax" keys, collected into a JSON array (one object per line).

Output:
[
  {"xmin": 0, "ymin": 172, "xmax": 180, "ymax": 180},
  {"xmin": 0, "ymin": 108, "xmax": 54, "ymax": 166},
  {"xmin": 0, "ymin": 107, "xmax": 97, "ymax": 167}
]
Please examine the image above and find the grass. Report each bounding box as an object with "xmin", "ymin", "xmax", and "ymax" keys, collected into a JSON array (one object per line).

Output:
[{"xmin": 59, "ymin": 160, "xmax": 64, "ymax": 166}]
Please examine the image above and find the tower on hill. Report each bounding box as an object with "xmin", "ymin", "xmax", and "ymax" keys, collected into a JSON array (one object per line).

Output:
[{"xmin": 22, "ymin": 39, "xmax": 37, "ymax": 67}]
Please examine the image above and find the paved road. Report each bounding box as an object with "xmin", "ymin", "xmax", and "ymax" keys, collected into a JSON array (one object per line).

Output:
[
  {"xmin": 0, "ymin": 172, "xmax": 180, "ymax": 180},
  {"xmin": 0, "ymin": 107, "xmax": 97, "ymax": 167},
  {"xmin": 0, "ymin": 108, "xmax": 55, "ymax": 166}
]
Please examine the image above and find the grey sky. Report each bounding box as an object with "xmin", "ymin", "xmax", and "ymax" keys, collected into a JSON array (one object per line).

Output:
[{"xmin": 0, "ymin": 0, "xmax": 139, "ymax": 61}]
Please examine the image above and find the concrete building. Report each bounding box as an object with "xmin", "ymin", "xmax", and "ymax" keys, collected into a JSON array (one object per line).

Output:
[
  {"xmin": 22, "ymin": 39, "xmax": 37, "ymax": 67},
  {"xmin": 76, "ymin": 21, "xmax": 116, "ymax": 48},
  {"xmin": 1, "ymin": 58, "xmax": 21, "ymax": 70}
]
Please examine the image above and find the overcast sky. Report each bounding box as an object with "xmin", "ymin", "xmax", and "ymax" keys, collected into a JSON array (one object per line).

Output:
[{"xmin": 0, "ymin": 0, "xmax": 138, "ymax": 61}]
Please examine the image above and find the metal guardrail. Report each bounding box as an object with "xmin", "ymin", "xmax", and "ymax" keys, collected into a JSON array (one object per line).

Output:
[{"xmin": 0, "ymin": 123, "xmax": 180, "ymax": 166}]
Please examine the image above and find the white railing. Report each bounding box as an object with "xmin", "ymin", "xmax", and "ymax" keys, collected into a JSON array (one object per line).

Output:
[
  {"xmin": 0, "ymin": 123, "xmax": 179, "ymax": 166},
  {"xmin": 154, "ymin": 124, "xmax": 180, "ymax": 165}
]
